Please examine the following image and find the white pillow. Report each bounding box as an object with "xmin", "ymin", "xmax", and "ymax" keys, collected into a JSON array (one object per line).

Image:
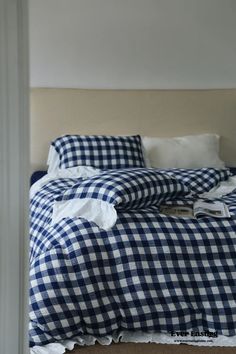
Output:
[
  {"xmin": 47, "ymin": 145, "xmax": 60, "ymax": 173},
  {"xmin": 142, "ymin": 134, "xmax": 225, "ymax": 169}
]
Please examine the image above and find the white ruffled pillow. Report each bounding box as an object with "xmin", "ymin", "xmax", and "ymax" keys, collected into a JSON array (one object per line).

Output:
[{"xmin": 142, "ymin": 134, "xmax": 225, "ymax": 169}]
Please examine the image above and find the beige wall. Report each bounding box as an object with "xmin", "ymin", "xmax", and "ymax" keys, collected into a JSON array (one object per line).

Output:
[{"xmin": 31, "ymin": 88, "xmax": 236, "ymax": 171}]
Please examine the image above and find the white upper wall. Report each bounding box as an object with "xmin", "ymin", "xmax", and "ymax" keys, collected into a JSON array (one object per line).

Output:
[{"xmin": 29, "ymin": 0, "xmax": 236, "ymax": 89}]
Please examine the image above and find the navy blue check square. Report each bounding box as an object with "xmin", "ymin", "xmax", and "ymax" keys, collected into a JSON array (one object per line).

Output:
[{"xmin": 52, "ymin": 135, "xmax": 146, "ymax": 170}]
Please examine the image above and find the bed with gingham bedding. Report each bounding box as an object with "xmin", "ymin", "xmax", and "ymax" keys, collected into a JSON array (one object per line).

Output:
[{"xmin": 29, "ymin": 167, "xmax": 236, "ymax": 348}]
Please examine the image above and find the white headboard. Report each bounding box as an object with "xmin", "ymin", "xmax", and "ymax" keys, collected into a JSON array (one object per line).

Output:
[{"xmin": 31, "ymin": 88, "xmax": 236, "ymax": 170}]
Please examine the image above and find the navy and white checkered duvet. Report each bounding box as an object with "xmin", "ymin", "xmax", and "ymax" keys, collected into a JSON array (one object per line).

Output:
[{"xmin": 29, "ymin": 168, "xmax": 236, "ymax": 348}]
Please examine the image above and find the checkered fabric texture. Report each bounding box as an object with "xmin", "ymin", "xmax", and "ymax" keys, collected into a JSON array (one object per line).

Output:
[
  {"xmin": 56, "ymin": 168, "xmax": 189, "ymax": 210},
  {"xmin": 158, "ymin": 168, "xmax": 231, "ymax": 195},
  {"xmin": 51, "ymin": 135, "xmax": 146, "ymax": 170},
  {"xmin": 29, "ymin": 169, "xmax": 236, "ymax": 348}
]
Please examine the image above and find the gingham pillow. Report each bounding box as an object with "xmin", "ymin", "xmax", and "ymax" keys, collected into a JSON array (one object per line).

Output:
[
  {"xmin": 52, "ymin": 168, "xmax": 189, "ymax": 230},
  {"xmin": 51, "ymin": 135, "xmax": 146, "ymax": 170},
  {"xmin": 158, "ymin": 167, "xmax": 231, "ymax": 195}
]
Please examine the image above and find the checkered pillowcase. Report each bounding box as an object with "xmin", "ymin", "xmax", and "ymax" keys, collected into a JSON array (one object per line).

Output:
[
  {"xmin": 158, "ymin": 167, "xmax": 231, "ymax": 195},
  {"xmin": 56, "ymin": 168, "xmax": 189, "ymax": 210},
  {"xmin": 52, "ymin": 135, "xmax": 146, "ymax": 170}
]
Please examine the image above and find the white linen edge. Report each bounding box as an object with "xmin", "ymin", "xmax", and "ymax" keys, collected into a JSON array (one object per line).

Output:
[
  {"xmin": 30, "ymin": 166, "xmax": 101, "ymax": 199},
  {"xmin": 47, "ymin": 145, "xmax": 60, "ymax": 173},
  {"xmin": 52, "ymin": 198, "xmax": 117, "ymax": 231},
  {"xmin": 30, "ymin": 331, "xmax": 236, "ymax": 353}
]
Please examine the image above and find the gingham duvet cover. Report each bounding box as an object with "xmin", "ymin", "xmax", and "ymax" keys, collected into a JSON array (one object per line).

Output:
[{"xmin": 29, "ymin": 169, "xmax": 236, "ymax": 348}]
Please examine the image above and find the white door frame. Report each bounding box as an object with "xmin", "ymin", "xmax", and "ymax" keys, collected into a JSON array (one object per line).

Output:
[{"xmin": 0, "ymin": 0, "xmax": 29, "ymax": 353}]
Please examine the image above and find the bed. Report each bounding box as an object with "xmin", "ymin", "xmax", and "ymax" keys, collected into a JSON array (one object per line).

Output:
[
  {"xmin": 29, "ymin": 131, "xmax": 236, "ymax": 354},
  {"xmin": 29, "ymin": 88, "xmax": 236, "ymax": 353}
]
